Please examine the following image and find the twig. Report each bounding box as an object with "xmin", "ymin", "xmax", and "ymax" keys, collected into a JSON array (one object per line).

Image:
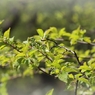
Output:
[
  {"xmin": 38, "ymin": 50, "xmax": 53, "ymax": 62},
  {"xmin": 46, "ymin": 38, "xmax": 82, "ymax": 95},
  {"xmin": 38, "ymin": 67, "xmax": 49, "ymax": 75},
  {"xmin": 3, "ymin": 40, "xmax": 22, "ymax": 52},
  {"xmin": 55, "ymin": 38, "xmax": 95, "ymax": 46},
  {"xmin": 75, "ymin": 80, "xmax": 79, "ymax": 95},
  {"xmin": 73, "ymin": 51, "xmax": 82, "ymax": 65}
]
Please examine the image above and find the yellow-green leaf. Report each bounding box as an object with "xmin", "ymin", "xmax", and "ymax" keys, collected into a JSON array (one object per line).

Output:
[
  {"xmin": 69, "ymin": 74, "xmax": 74, "ymax": 79},
  {"xmin": 4, "ymin": 28, "xmax": 11, "ymax": 38},
  {"xmin": 0, "ymin": 20, "xmax": 4, "ymax": 24},
  {"xmin": 83, "ymin": 37, "xmax": 91, "ymax": 43},
  {"xmin": 79, "ymin": 62, "xmax": 90, "ymax": 72},
  {"xmin": 16, "ymin": 53, "xmax": 25, "ymax": 57},
  {"xmin": 79, "ymin": 77, "xmax": 90, "ymax": 85},
  {"xmin": 92, "ymin": 39, "xmax": 95, "ymax": 42},
  {"xmin": 46, "ymin": 89, "xmax": 54, "ymax": 95},
  {"xmin": 58, "ymin": 71, "xmax": 68, "ymax": 83},
  {"xmin": 37, "ymin": 29, "xmax": 44, "ymax": 37}
]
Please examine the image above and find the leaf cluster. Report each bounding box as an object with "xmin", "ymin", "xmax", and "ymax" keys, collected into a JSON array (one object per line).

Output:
[{"xmin": 0, "ymin": 21, "xmax": 95, "ymax": 94}]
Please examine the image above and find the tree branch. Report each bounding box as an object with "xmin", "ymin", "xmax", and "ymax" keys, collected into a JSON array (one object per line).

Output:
[
  {"xmin": 38, "ymin": 50, "xmax": 53, "ymax": 62},
  {"xmin": 75, "ymin": 80, "xmax": 78, "ymax": 95},
  {"xmin": 3, "ymin": 40, "xmax": 22, "ymax": 52}
]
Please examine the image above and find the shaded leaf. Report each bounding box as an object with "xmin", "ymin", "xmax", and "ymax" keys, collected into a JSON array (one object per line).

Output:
[
  {"xmin": 58, "ymin": 71, "xmax": 68, "ymax": 83},
  {"xmin": 79, "ymin": 77, "xmax": 90, "ymax": 85}
]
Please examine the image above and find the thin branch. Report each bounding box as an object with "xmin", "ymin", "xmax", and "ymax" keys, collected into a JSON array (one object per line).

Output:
[
  {"xmin": 46, "ymin": 38, "xmax": 83, "ymax": 65},
  {"xmin": 38, "ymin": 50, "xmax": 53, "ymax": 62},
  {"xmin": 75, "ymin": 80, "xmax": 79, "ymax": 95},
  {"xmin": 30, "ymin": 59, "xmax": 50, "ymax": 75},
  {"xmin": 73, "ymin": 51, "xmax": 82, "ymax": 65},
  {"xmin": 38, "ymin": 67, "xmax": 49, "ymax": 75},
  {"xmin": 78, "ymin": 40, "xmax": 95, "ymax": 46},
  {"xmin": 61, "ymin": 55, "xmax": 95, "ymax": 60},
  {"xmin": 55, "ymin": 38, "xmax": 95, "ymax": 46},
  {"xmin": 3, "ymin": 40, "xmax": 22, "ymax": 52},
  {"xmin": 46, "ymin": 38, "xmax": 81, "ymax": 95}
]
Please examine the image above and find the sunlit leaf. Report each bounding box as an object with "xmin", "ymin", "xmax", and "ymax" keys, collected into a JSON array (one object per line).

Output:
[
  {"xmin": 75, "ymin": 73, "xmax": 82, "ymax": 79},
  {"xmin": 83, "ymin": 37, "xmax": 91, "ymax": 43},
  {"xmin": 79, "ymin": 62, "xmax": 90, "ymax": 72},
  {"xmin": 68, "ymin": 74, "xmax": 74, "ymax": 79},
  {"xmin": 92, "ymin": 39, "xmax": 95, "ymax": 42},
  {"xmin": 46, "ymin": 89, "xmax": 54, "ymax": 95},
  {"xmin": 37, "ymin": 29, "xmax": 44, "ymax": 37},
  {"xmin": 0, "ymin": 45, "xmax": 5, "ymax": 49},
  {"xmin": 49, "ymin": 27, "xmax": 57, "ymax": 33},
  {"xmin": 4, "ymin": 28, "xmax": 11, "ymax": 38},
  {"xmin": 16, "ymin": 53, "xmax": 25, "ymax": 57}
]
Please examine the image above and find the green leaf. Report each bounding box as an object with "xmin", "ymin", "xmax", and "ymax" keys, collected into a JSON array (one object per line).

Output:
[
  {"xmin": 0, "ymin": 45, "xmax": 5, "ymax": 49},
  {"xmin": 93, "ymin": 39, "xmax": 95, "ymax": 42},
  {"xmin": 83, "ymin": 37, "xmax": 91, "ymax": 43},
  {"xmin": 70, "ymin": 38, "xmax": 78, "ymax": 45},
  {"xmin": 59, "ymin": 29, "xmax": 70, "ymax": 37},
  {"xmin": 75, "ymin": 73, "xmax": 82, "ymax": 79},
  {"xmin": 0, "ymin": 83, "xmax": 8, "ymax": 95},
  {"xmin": 16, "ymin": 53, "xmax": 25, "ymax": 57},
  {"xmin": 29, "ymin": 50, "xmax": 37, "ymax": 56},
  {"xmin": 79, "ymin": 62, "xmax": 90, "ymax": 72},
  {"xmin": 79, "ymin": 77, "xmax": 90, "ymax": 85},
  {"xmin": 9, "ymin": 37, "xmax": 14, "ymax": 42},
  {"xmin": 58, "ymin": 71, "xmax": 68, "ymax": 83},
  {"xmin": 37, "ymin": 29, "xmax": 44, "ymax": 37},
  {"xmin": 49, "ymin": 27, "xmax": 57, "ymax": 33},
  {"xmin": 46, "ymin": 89, "xmax": 54, "ymax": 95},
  {"xmin": 4, "ymin": 28, "xmax": 11, "ymax": 38},
  {"xmin": 68, "ymin": 74, "xmax": 74, "ymax": 79}
]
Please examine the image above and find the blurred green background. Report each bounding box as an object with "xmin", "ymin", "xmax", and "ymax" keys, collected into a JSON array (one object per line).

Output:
[
  {"xmin": 1, "ymin": 0, "xmax": 95, "ymax": 40},
  {"xmin": 0, "ymin": 0, "xmax": 95, "ymax": 95}
]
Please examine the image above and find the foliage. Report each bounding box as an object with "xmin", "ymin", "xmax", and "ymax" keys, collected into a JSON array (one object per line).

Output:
[
  {"xmin": 46, "ymin": 89, "xmax": 54, "ymax": 95},
  {"xmin": 0, "ymin": 22, "xmax": 95, "ymax": 95}
]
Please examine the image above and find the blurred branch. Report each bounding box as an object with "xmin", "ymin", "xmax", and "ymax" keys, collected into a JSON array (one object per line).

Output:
[
  {"xmin": 0, "ymin": 74, "xmax": 22, "ymax": 84},
  {"xmin": 38, "ymin": 50, "xmax": 53, "ymax": 62},
  {"xmin": 55, "ymin": 38, "xmax": 95, "ymax": 46}
]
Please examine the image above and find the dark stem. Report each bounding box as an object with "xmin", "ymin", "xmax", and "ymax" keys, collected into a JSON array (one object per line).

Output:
[
  {"xmin": 38, "ymin": 67, "xmax": 49, "ymax": 75},
  {"xmin": 74, "ymin": 51, "xmax": 82, "ymax": 65},
  {"xmin": 3, "ymin": 40, "xmax": 22, "ymax": 52},
  {"xmin": 75, "ymin": 80, "xmax": 79, "ymax": 95},
  {"xmin": 38, "ymin": 50, "xmax": 53, "ymax": 62}
]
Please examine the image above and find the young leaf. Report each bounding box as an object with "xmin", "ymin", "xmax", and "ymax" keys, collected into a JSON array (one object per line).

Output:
[
  {"xmin": 37, "ymin": 29, "xmax": 44, "ymax": 37},
  {"xmin": 16, "ymin": 53, "xmax": 25, "ymax": 57},
  {"xmin": 83, "ymin": 37, "xmax": 91, "ymax": 43},
  {"xmin": 4, "ymin": 28, "xmax": 11, "ymax": 38},
  {"xmin": 79, "ymin": 77, "xmax": 90, "ymax": 85},
  {"xmin": 46, "ymin": 89, "xmax": 54, "ymax": 95},
  {"xmin": 68, "ymin": 74, "xmax": 74, "ymax": 79},
  {"xmin": 58, "ymin": 71, "xmax": 68, "ymax": 83}
]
